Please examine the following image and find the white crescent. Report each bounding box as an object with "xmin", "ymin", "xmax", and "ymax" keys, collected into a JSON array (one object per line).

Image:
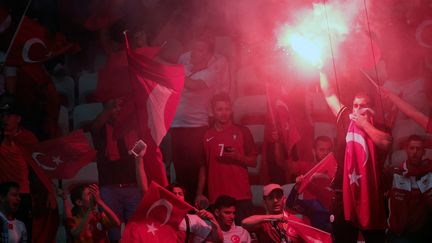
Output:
[
  {"xmin": 146, "ymin": 199, "xmax": 173, "ymax": 226},
  {"xmin": 346, "ymin": 130, "xmax": 369, "ymax": 166},
  {"xmin": 0, "ymin": 14, "xmax": 11, "ymax": 33},
  {"xmin": 22, "ymin": 38, "xmax": 52, "ymax": 63},
  {"xmin": 32, "ymin": 152, "xmax": 57, "ymax": 171}
]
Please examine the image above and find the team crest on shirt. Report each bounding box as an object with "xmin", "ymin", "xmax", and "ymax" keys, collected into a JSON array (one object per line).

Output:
[
  {"xmin": 96, "ymin": 222, "xmax": 103, "ymax": 231},
  {"xmin": 231, "ymin": 235, "xmax": 240, "ymax": 243}
]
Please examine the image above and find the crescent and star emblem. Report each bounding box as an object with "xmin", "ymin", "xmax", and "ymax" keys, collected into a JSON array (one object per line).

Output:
[
  {"xmin": 22, "ymin": 38, "xmax": 52, "ymax": 63},
  {"xmin": 145, "ymin": 199, "xmax": 173, "ymax": 236},
  {"xmin": 32, "ymin": 152, "xmax": 64, "ymax": 171}
]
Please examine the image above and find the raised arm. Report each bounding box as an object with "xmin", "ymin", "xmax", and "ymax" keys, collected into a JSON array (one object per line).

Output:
[
  {"xmin": 133, "ymin": 142, "xmax": 149, "ymax": 195},
  {"xmin": 241, "ymin": 214, "xmax": 285, "ymax": 231},
  {"xmin": 319, "ymin": 72, "xmax": 343, "ymax": 117},
  {"xmin": 384, "ymin": 89, "xmax": 429, "ymax": 129},
  {"xmin": 89, "ymin": 184, "xmax": 121, "ymax": 227}
]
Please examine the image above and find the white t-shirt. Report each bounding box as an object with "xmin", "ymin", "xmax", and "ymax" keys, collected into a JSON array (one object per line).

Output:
[
  {"xmin": 0, "ymin": 212, "xmax": 27, "ymax": 243},
  {"xmin": 171, "ymin": 51, "xmax": 229, "ymax": 127},
  {"xmin": 222, "ymin": 224, "xmax": 251, "ymax": 243},
  {"xmin": 178, "ymin": 214, "xmax": 212, "ymax": 243}
]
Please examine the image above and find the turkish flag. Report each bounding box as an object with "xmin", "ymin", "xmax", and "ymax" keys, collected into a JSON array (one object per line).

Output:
[
  {"xmin": 287, "ymin": 219, "xmax": 332, "ymax": 243},
  {"xmin": 84, "ymin": 0, "xmax": 126, "ymax": 31},
  {"xmin": 298, "ymin": 153, "xmax": 337, "ymax": 209},
  {"xmin": 122, "ymin": 182, "xmax": 193, "ymax": 242},
  {"xmin": 1, "ymin": 11, "xmax": 78, "ymax": 66},
  {"xmin": 29, "ymin": 130, "xmax": 96, "ymax": 179},
  {"xmin": 343, "ymin": 120, "xmax": 386, "ymax": 229},
  {"xmin": 94, "ymin": 46, "xmax": 183, "ymax": 186},
  {"xmin": 261, "ymin": 83, "xmax": 301, "ymax": 183}
]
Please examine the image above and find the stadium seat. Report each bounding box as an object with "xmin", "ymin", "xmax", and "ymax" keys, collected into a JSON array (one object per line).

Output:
[
  {"xmin": 52, "ymin": 75, "xmax": 75, "ymax": 110},
  {"xmin": 72, "ymin": 103, "xmax": 103, "ymax": 130},
  {"xmin": 78, "ymin": 71, "xmax": 98, "ymax": 104}
]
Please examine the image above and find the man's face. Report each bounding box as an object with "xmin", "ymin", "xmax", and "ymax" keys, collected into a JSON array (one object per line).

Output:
[
  {"xmin": 191, "ymin": 40, "xmax": 212, "ymax": 65},
  {"xmin": 406, "ymin": 140, "xmax": 425, "ymax": 165},
  {"xmin": 263, "ymin": 189, "xmax": 285, "ymax": 214},
  {"xmin": 314, "ymin": 140, "xmax": 333, "ymax": 162},
  {"xmin": 0, "ymin": 187, "xmax": 21, "ymax": 214},
  {"xmin": 171, "ymin": 187, "xmax": 185, "ymax": 202},
  {"xmin": 212, "ymin": 101, "xmax": 232, "ymax": 125},
  {"xmin": 77, "ymin": 187, "xmax": 93, "ymax": 209},
  {"xmin": 2, "ymin": 114, "xmax": 20, "ymax": 133},
  {"xmin": 352, "ymin": 97, "xmax": 371, "ymax": 114},
  {"xmin": 215, "ymin": 206, "xmax": 236, "ymax": 228}
]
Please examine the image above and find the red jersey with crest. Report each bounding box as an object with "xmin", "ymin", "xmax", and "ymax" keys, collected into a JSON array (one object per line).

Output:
[{"xmin": 204, "ymin": 124, "xmax": 255, "ymax": 203}]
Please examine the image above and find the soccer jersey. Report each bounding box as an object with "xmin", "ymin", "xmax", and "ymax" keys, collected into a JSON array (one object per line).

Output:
[
  {"xmin": 66, "ymin": 211, "xmax": 115, "ymax": 243},
  {"xmin": 204, "ymin": 125, "xmax": 256, "ymax": 203},
  {"xmin": 177, "ymin": 214, "xmax": 212, "ymax": 243},
  {"xmin": 0, "ymin": 129, "xmax": 38, "ymax": 193},
  {"xmin": 222, "ymin": 224, "xmax": 251, "ymax": 243},
  {"xmin": 0, "ymin": 212, "xmax": 27, "ymax": 243}
]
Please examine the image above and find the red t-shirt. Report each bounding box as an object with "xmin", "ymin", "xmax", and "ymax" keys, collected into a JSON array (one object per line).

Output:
[
  {"xmin": 0, "ymin": 129, "xmax": 38, "ymax": 193},
  {"xmin": 66, "ymin": 211, "xmax": 115, "ymax": 243},
  {"xmin": 204, "ymin": 125, "xmax": 256, "ymax": 203}
]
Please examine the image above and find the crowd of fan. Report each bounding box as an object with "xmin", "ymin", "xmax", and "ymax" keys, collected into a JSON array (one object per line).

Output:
[{"xmin": 1, "ymin": 24, "xmax": 432, "ymax": 243}]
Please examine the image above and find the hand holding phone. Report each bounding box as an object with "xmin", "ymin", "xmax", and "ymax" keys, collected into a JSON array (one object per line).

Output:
[{"xmin": 129, "ymin": 140, "xmax": 147, "ymax": 157}]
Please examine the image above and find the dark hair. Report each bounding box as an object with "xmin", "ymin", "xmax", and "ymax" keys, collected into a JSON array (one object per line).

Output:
[
  {"xmin": 406, "ymin": 134, "xmax": 425, "ymax": 146},
  {"xmin": 313, "ymin": 136, "xmax": 333, "ymax": 149},
  {"xmin": 69, "ymin": 184, "xmax": 89, "ymax": 216},
  {"xmin": 353, "ymin": 91, "xmax": 375, "ymax": 108},
  {"xmin": 0, "ymin": 181, "xmax": 19, "ymax": 197},
  {"xmin": 214, "ymin": 195, "xmax": 236, "ymax": 210},
  {"xmin": 210, "ymin": 92, "xmax": 231, "ymax": 109},
  {"xmin": 166, "ymin": 182, "xmax": 186, "ymax": 195}
]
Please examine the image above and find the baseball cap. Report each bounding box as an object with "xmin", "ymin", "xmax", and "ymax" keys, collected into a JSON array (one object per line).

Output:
[{"xmin": 263, "ymin": 183, "xmax": 283, "ymax": 197}]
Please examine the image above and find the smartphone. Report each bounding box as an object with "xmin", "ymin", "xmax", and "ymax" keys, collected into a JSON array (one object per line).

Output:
[
  {"xmin": 129, "ymin": 140, "xmax": 147, "ymax": 157},
  {"xmin": 224, "ymin": 146, "xmax": 233, "ymax": 153}
]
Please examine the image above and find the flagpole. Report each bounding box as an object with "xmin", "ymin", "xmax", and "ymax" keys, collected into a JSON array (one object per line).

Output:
[{"xmin": 1, "ymin": 0, "xmax": 32, "ymax": 66}]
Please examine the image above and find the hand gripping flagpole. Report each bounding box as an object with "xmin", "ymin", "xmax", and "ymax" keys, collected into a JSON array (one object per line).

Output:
[{"xmin": 1, "ymin": 0, "xmax": 32, "ymax": 66}]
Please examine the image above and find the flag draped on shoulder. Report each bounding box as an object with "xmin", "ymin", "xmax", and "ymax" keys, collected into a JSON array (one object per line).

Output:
[
  {"xmin": 29, "ymin": 130, "xmax": 96, "ymax": 179},
  {"xmin": 343, "ymin": 120, "xmax": 386, "ymax": 229},
  {"xmin": 122, "ymin": 182, "xmax": 193, "ymax": 242}
]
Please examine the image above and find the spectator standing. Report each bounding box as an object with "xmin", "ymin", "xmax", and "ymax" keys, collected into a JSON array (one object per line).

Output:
[
  {"xmin": 197, "ymin": 93, "xmax": 257, "ymax": 224},
  {"xmin": 170, "ymin": 34, "xmax": 229, "ymax": 202}
]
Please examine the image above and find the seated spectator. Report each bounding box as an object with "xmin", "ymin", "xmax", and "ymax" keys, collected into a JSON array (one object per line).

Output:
[
  {"xmin": 0, "ymin": 94, "xmax": 38, "ymax": 236},
  {"xmin": 286, "ymin": 136, "xmax": 334, "ymax": 232},
  {"xmin": 241, "ymin": 184, "xmax": 303, "ymax": 243},
  {"xmin": 387, "ymin": 135, "xmax": 432, "ymax": 242},
  {"xmin": 66, "ymin": 184, "xmax": 121, "ymax": 243},
  {"xmin": 197, "ymin": 93, "xmax": 257, "ymax": 224},
  {"xmin": 213, "ymin": 195, "xmax": 251, "ymax": 243},
  {"xmin": 0, "ymin": 182, "xmax": 27, "ymax": 243},
  {"xmin": 166, "ymin": 183, "xmax": 223, "ymax": 243}
]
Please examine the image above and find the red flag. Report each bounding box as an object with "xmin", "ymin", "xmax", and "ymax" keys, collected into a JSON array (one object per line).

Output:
[
  {"xmin": 0, "ymin": 10, "xmax": 78, "ymax": 66},
  {"xmin": 287, "ymin": 220, "xmax": 332, "ymax": 243},
  {"xmin": 343, "ymin": 120, "xmax": 386, "ymax": 229},
  {"xmin": 261, "ymin": 83, "xmax": 301, "ymax": 183},
  {"xmin": 94, "ymin": 46, "xmax": 184, "ymax": 186},
  {"xmin": 122, "ymin": 182, "xmax": 193, "ymax": 242},
  {"xmin": 298, "ymin": 153, "xmax": 337, "ymax": 209},
  {"xmin": 29, "ymin": 130, "xmax": 96, "ymax": 179},
  {"xmin": 84, "ymin": 0, "xmax": 126, "ymax": 31}
]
